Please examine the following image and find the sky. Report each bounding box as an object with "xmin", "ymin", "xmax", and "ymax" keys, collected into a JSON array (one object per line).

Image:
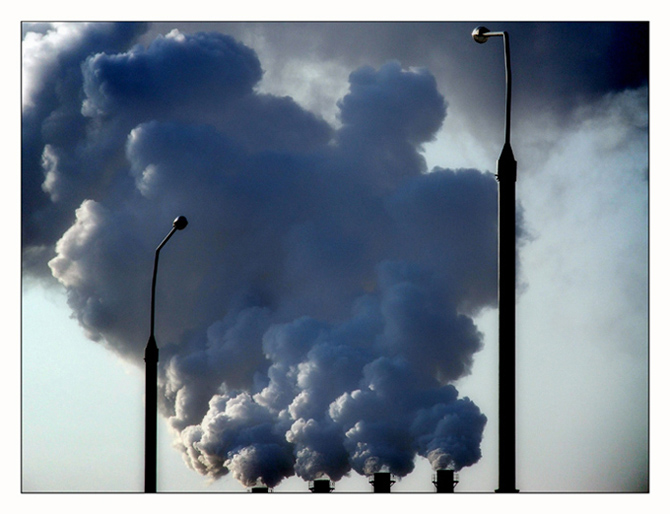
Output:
[{"xmin": 15, "ymin": 7, "xmax": 662, "ymax": 509}]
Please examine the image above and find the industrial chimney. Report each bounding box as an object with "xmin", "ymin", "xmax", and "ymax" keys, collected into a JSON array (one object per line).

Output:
[
  {"xmin": 309, "ymin": 478, "xmax": 334, "ymax": 493},
  {"xmin": 433, "ymin": 469, "xmax": 459, "ymax": 493},
  {"xmin": 369, "ymin": 472, "xmax": 395, "ymax": 493}
]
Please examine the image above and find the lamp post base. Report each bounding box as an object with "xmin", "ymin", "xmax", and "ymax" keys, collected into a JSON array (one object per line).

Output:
[{"xmin": 144, "ymin": 335, "xmax": 158, "ymax": 493}]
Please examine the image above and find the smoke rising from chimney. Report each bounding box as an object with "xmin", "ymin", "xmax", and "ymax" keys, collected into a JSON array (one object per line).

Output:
[{"xmin": 24, "ymin": 24, "xmax": 498, "ymax": 488}]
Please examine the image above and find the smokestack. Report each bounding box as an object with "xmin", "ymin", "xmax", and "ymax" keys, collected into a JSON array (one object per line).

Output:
[
  {"xmin": 369, "ymin": 472, "xmax": 395, "ymax": 493},
  {"xmin": 309, "ymin": 478, "xmax": 334, "ymax": 493},
  {"xmin": 433, "ymin": 469, "xmax": 458, "ymax": 493}
]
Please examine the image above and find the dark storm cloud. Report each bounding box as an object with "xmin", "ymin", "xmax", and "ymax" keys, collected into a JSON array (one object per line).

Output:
[
  {"xmin": 25, "ymin": 24, "xmax": 500, "ymax": 488},
  {"xmin": 149, "ymin": 22, "xmax": 648, "ymax": 128},
  {"xmin": 521, "ymin": 22, "xmax": 648, "ymax": 97},
  {"xmin": 147, "ymin": 21, "xmax": 648, "ymax": 93},
  {"xmin": 22, "ymin": 22, "xmax": 149, "ymax": 275},
  {"xmin": 81, "ymin": 30, "xmax": 263, "ymax": 119}
]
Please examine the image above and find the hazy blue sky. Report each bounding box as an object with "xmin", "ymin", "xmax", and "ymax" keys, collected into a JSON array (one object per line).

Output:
[{"xmin": 18, "ymin": 7, "xmax": 659, "ymax": 506}]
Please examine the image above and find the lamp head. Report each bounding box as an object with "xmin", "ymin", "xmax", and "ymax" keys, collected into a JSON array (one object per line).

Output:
[
  {"xmin": 472, "ymin": 26, "xmax": 491, "ymax": 44},
  {"xmin": 173, "ymin": 216, "xmax": 188, "ymax": 230}
]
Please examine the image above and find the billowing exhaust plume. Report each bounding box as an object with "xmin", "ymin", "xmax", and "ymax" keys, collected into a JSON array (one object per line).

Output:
[{"xmin": 23, "ymin": 23, "xmax": 500, "ymax": 488}]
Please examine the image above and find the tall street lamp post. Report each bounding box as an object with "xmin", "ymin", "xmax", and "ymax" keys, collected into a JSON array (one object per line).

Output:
[
  {"xmin": 472, "ymin": 26, "xmax": 519, "ymax": 493},
  {"xmin": 145, "ymin": 215, "xmax": 188, "ymax": 493}
]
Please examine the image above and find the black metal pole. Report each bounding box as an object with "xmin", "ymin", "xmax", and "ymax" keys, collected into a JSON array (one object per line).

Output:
[
  {"xmin": 145, "ymin": 231, "xmax": 173, "ymax": 493},
  {"xmin": 496, "ymin": 141, "xmax": 518, "ymax": 493},
  {"xmin": 144, "ymin": 333, "xmax": 158, "ymax": 493},
  {"xmin": 473, "ymin": 27, "xmax": 519, "ymax": 493},
  {"xmin": 495, "ymin": 31, "xmax": 519, "ymax": 494},
  {"xmin": 144, "ymin": 217, "xmax": 187, "ymax": 493}
]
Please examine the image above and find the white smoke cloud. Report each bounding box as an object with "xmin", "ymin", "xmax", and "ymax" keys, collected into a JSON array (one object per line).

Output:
[
  {"xmin": 25, "ymin": 23, "xmax": 505, "ymax": 488},
  {"xmin": 22, "ymin": 21, "xmax": 650, "ymax": 493}
]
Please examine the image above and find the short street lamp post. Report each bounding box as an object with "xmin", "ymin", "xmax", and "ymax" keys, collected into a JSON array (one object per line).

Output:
[{"xmin": 145, "ymin": 215, "xmax": 188, "ymax": 493}]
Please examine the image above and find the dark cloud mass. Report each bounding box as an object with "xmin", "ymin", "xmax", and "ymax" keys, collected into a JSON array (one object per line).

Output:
[
  {"xmin": 22, "ymin": 23, "xmax": 150, "ymax": 272},
  {"xmin": 23, "ymin": 22, "xmax": 504, "ymax": 487},
  {"xmin": 151, "ymin": 22, "xmax": 647, "ymax": 139}
]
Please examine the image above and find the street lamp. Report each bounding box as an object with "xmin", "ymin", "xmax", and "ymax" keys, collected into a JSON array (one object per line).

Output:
[
  {"xmin": 145, "ymin": 215, "xmax": 188, "ymax": 493},
  {"xmin": 472, "ymin": 26, "xmax": 519, "ymax": 493}
]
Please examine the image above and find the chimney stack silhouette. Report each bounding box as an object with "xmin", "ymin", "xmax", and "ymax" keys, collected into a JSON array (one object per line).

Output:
[
  {"xmin": 370, "ymin": 472, "xmax": 395, "ymax": 493},
  {"xmin": 309, "ymin": 478, "xmax": 334, "ymax": 493},
  {"xmin": 433, "ymin": 469, "xmax": 458, "ymax": 493}
]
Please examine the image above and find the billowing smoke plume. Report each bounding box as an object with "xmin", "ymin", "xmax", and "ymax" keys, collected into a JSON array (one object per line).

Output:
[{"xmin": 23, "ymin": 23, "xmax": 499, "ymax": 488}]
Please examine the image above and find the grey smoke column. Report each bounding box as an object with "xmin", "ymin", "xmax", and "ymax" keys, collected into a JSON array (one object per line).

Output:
[
  {"xmin": 472, "ymin": 26, "xmax": 519, "ymax": 493},
  {"xmin": 145, "ymin": 215, "xmax": 188, "ymax": 493}
]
